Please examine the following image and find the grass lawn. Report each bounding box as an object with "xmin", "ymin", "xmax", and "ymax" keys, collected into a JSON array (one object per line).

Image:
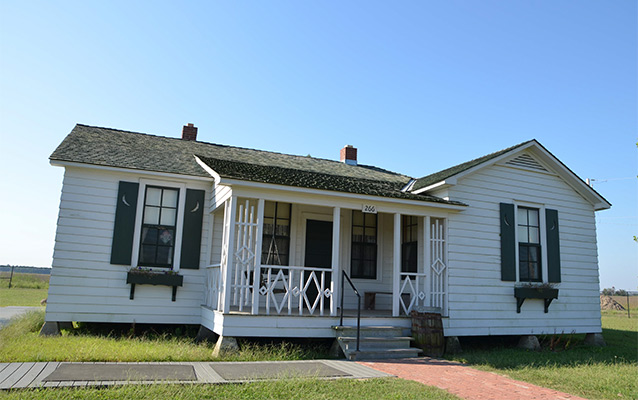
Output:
[
  {"xmin": 446, "ymin": 311, "xmax": 637, "ymax": 400},
  {"xmin": 0, "ymin": 377, "xmax": 461, "ymax": 400}
]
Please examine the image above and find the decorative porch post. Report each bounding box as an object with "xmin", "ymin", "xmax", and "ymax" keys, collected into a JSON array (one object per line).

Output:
[
  {"xmin": 392, "ymin": 213, "xmax": 401, "ymax": 316},
  {"xmin": 251, "ymin": 199, "xmax": 265, "ymax": 314},
  {"xmin": 424, "ymin": 215, "xmax": 431, "ymax": 308},
  {"xmin": 222, "ymin": 196, "xmax": 237, "ymax": 314},
  {"xmin": 330, "ymin": 206, "xmax": 340, "ymax": 316}
]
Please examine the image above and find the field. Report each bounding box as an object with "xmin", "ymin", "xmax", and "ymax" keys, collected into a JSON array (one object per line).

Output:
[{"xmin": 0, "ymin": 272, "xmax": 49, "ymax": 307}]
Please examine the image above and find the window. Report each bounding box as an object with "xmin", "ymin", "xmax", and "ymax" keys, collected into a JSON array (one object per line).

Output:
[
  {"xmin": 262, "ymin": 201, "xmax": 291, "ymax": 266},
  {"xmin": 401, "ymin": 215, "xmax": 418, "ymax": 273},
  {"xmin": 518, "ymin": 207, "xmax": 541, "ymax": 282},
  {"xmin": 139, "ymin": 186, "xmax": 179, "ymax": 267},
  {"xmin": 351, "ymin": 210, "xmax": 377, "ymax": 279}
]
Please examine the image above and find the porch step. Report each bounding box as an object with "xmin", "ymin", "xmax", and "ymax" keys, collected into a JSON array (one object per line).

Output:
[
  {"xmin": 333, "ymin": 325, "xmax": 405, "ymax": 338},
  {"xmin": 333, "ymin": 325, "xmax": 421, "ymax": 361},
  {"xmin": 338, "ymin": 336, "xmax": 413, "ymax": 350},
  {"xmin": 343, "ymin": 348, "xmax": 421, "ymax": 361}
]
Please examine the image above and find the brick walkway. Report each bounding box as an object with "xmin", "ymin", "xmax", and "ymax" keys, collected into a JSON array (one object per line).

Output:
[{"xmin": 359, "ymin": 358, "xmax": 588, "ymax": 400}]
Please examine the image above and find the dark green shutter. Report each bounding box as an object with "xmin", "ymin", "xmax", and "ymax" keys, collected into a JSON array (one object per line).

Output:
[
  {"xmin": 110, "ymin": 181, "xmax": 139, "ymax": 265},
  {"xmin": 180, "ymin": 189, "xmax": 205, "ymax": 269},
  {"xmin": 546, "ymin": 208, "xmax": 561, "ymax": 283},
  {"xmin": 500, "ymin": 203, "xmax": 516, "ymax": 281}
]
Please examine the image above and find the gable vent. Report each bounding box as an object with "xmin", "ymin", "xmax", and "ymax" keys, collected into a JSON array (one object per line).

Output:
[{"xmin": 505, "ymin": 153, "xmax": 548, "ymax": 172}]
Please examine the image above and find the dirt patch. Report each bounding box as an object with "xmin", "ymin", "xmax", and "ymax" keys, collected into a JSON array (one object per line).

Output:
[{"xmin": 600, "ymin": 295, "xmax": 625, "ymax": 311}]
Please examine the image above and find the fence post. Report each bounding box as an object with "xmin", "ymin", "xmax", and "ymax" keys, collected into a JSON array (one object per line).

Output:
[
  {"xmin": 627, "ymin": 293, "xmax": 631, "ymax": 319},
  {"xmin": 8, "ymin": 265, "xmax": 14, "ymax": 288}
]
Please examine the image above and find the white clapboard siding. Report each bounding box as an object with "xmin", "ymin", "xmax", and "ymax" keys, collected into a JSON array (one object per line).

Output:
[
  {"xmin": 440, "ymin": 158, "xmax": 603, "ymax": 336},
  {"xmin": 46, "ymin": 167, "xmax": 212, "ymax": 324}
]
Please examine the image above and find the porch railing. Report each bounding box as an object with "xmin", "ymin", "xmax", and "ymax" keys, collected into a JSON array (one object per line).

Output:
[
  {"xmin": 339, "ymin": 270, "xmax": 361, "ymax": 351},
  {"xmin": 250, "ymin": 265, "xmax": 333, "ymax": 316},
  {"xmin": 204, "ymin": 264, "xmax": 221, "ymax": 310},
  {"xmin": 399, "ymin": 272, "xmax": 428, "ymax": 315}
]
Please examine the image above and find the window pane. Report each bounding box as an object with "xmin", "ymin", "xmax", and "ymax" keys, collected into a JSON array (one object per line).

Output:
[
  {"xmin": 144, "ymin": 206, "xmax": 160, "ymax": 225},
  {"xmin": 353, "ymin": 211, "xmax": 363, "ymax": 226},
  {"xmin": 140, "ymin": 245, "xmax": 156, "ymax": 264},
  {"xmin": 364, "ymin": 227, "xmax": 376, "ymax": 243},
  {"xmin": 519, "ymin": 245, "xmax": 528, "ymax": 261},
  {"xmin": 517, "ymin": 226, "xmax": 528, "ymax": 243},
  {"xmin": 352, "ymin": 227, "xmax": 363, "ymax": 242},
  {"xmin": 529, "ymin": 227, "xmax": 540, "ymax": 244},
  {"xmin": 160, "ymin": 208, "xmax": 177, "ymax": 226},
  {"xmin": 529, "ymin": 246, "xmax": 540, "ymax": 262},
  {"xmin": 365, "ymin": 213, "xmax": 376, "ymax": 227},
  {"xmin": 351, "ymin": 259, "xmax": 361, "ymax": 276},
  {"xmin": 519, "ymin": 261, "xmax": 529, "ymax": 281},
  {"xmin": 162, "ymin": 189, "xmax": 178, "ymax": 208},
  {"xmin": 351, "ymin": 243, "xmax": 361, "ymax": 259},
  {"xmin": 276, "ymin": 203, "xmax": 290, "ymax": 218},
  {"xmin": 158, "ymin": 228, "xmax": 174, "ymax": 246},
  {"xmin": 528, "ymin": 209, "xmax": 539, "ymax": 227},
  {"xmin": 263, "ymin": 219, "xmax": 274, "ymax": 235},
  {"xmin": 517, "ymin": 208, "xmax": 528, "ymax": 225},
  {"xmin": 275, "ymin": 220, "xmax": 289, "ymax": 236},
  {"xmin": 156, "ymin": 246, "xmax": 172, "ymax": 265},
  {"xmin": 264, "ymin": 201, "xmax": 275, "ymax": 218},
  {"xmin": 146, "ymin": 188, "xmax": 162, "ymax": 206},
  {"xmin": 363, "ymin": 244, "xmax": 376, "ymax": 260},
  {"xmin": 529, "ymin": 262, "xmax": 540, "ymax": 281},
  {"xmin": 141, "ymin": 227, "xmax": 158, "ymax": 245},
  {"xmin": 363, "ymin": 260, "xmax": 376, "ymax": 279}
]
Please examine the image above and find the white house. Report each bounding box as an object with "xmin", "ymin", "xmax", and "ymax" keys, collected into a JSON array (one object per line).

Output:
[{"xmin": 43, "ymin": 123, "xmax": 610, "ymax": 357}]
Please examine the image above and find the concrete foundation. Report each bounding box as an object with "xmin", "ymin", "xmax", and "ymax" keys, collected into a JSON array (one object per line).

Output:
[
  {"xmin": 584, "ymin": 333, "xmax": 606, "ymax": 347},
  {"xmin": 517, "ymin": 335, "xmax": 541, "ymax": 351},
  {"xmin": 39, "ymin": 321, "xmax": 61, "ymax": 336},
  {"xmin": 445, "ymin": 336, "xmax": 462, "ymax": 354},
  {"xmin": 213, "ymin": 335, "xmax": 239, "ymax": 357}
]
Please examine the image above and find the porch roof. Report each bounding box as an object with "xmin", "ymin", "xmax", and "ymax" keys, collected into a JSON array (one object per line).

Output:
[{"xmin": 196, "ymin": 155, "xmax": 465, "ymax": 205}]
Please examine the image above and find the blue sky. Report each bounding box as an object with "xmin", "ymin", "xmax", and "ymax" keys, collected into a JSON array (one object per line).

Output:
[{"xmin": 1, "ymin": 1, "xmax": 636, "ymax": 290}]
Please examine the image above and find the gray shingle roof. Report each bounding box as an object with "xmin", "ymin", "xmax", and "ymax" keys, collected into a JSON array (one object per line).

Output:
[
  {"xmin": 51, "ymin": 124, "xmax": 465, "ymax": 206},
  {"xmin": 411, "ymin": 140, "xmax": 534, "ymax": 191}
]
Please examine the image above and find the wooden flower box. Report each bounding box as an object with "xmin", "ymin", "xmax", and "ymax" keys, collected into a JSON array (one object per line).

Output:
[
  {"xmin": 514, "ymin": 287, "xmax": 559, "ymax": 313},
  {"xmin": 126, "ymin": 271, "xmax": 184, "ymax": 301}
]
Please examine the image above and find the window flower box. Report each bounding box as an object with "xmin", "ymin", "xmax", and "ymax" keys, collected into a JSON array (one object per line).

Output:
[
  {"xmin": 126, "ymin": 270, "xmax": 183, "ymax": 301},
  {"xmin": 514, "ymin": 285, "xmax": 558, "ymax": 313}
]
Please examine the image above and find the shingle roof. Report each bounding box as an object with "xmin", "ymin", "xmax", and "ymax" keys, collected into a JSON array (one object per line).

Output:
[
  {"xmin": 51, "ymin": 124, "xmax": 465, "ymax": 206},
  {"xmin": 411, "ymin": 140, "xmax": 534, "ymax": 191},
  {"xmin": 196, "ymin": 155, "xmax": 464, "ymax": 205}
]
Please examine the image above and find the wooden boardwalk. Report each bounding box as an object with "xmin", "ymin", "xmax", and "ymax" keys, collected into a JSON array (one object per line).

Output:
[{"xmin": 0, "ymin": 360, "xmax": 391, "ymax": 390}]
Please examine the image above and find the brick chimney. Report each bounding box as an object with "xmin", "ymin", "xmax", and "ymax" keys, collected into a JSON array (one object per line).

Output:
[
  {"xmin": 182, "ymin": 123, "xmax": 198, "ymax": 141},
  {"xmin": 340, "ymin": 145, "xmax": 357, "ymax": 166}
]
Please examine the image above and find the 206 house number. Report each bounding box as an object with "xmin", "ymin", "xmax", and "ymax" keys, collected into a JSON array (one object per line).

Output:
[{"xmin": 362, "ymin": 204, "xmax": 377, "ymax": 214}]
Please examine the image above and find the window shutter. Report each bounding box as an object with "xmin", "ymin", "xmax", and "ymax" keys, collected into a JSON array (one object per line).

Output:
[
  {"xmin": 110, "ymin": 181, "xmax": 139, "ymax": 265},
  {"xmin": 180, "ymin": 189, "xmax": 205, "ymax": 269},
  {"xmin": 546, "ymin": 208, "xmax": 561, "ymax": 283},
  {"xmin": 500, "ymin": 203, "xmax": 516, "ymax": 281}
]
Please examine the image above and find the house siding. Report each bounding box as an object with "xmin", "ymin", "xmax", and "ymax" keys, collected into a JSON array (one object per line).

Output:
[
  {"xmin": 46, "ymin": 167, "xmax": 211, "ymax": 324},
  {"xmin": 437, "ymin": 156, "xmax": 602, "ymax": 336}
]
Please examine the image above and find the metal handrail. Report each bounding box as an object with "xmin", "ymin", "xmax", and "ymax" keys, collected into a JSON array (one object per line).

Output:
[{"xmin": 339, "ymin": 270, "xmax": 361, "ymax": 352}]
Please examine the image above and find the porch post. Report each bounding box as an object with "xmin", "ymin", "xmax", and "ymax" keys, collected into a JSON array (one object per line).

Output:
[
  {"xmin": 251, "ymin": 199, "xmax": 265, "ymax": 314},
  {"xmin": 392, "ymin": 213, "xmax": 401, "ymax": 316},
  {"xmin": 222, "ymin": 196, "xmax": 237, "ymax": 314},
  {"xmin": 424, "ymin": 216, "xmax": 431, "ymax": 308},
  {"xmin": 331, "ymin": 206, "xmax": 341, "ymax": 316}
]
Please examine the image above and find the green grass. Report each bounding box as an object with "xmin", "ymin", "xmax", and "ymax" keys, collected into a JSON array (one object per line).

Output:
[
  {"xmin": 0, "ymin": 272, "xmax": 49, "ymax": 306},
  {"xmin": 0, "ymin": 377, "xmax": 460, "ymax": 400},
  {"xmin": 0, "ymin": 311, "xmax": 330, "ymax": 362},
  {"xmin": 0, "ymin": 272, "xmax": 50, "ymax": 289},
  {"xmin": 446, "ymin": 311, "xmax": 637, "ymax": 400}
]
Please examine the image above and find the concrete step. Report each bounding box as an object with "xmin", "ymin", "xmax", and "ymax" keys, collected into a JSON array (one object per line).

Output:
[
  {"xmin": 337, "ymin": 336, "xmax": 413, "ymax": 350},
  {"xmin": 333, "ymin": 325, "xmax": 404, "ymax": 338},
  {"xmin": 344, "ymin": 347, "xmax": 422, "ymax": 361}
]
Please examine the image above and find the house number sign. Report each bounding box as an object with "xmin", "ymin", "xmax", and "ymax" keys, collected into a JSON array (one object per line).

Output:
[{"xmin": 362, "ymin": 204, "xmax": 377, "ymax": 214}]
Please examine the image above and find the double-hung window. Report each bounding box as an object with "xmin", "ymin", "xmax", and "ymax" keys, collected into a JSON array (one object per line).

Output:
[
  {"xmin": 517, "ymin": 207, "xmax": 541, "ymax": 282},
  {"xmin": 261, "ymin": 201, "xmax": 291, "ymax": 266},
  {"xmin": 139, "ymin": 186, "xmax": 179, "ymax": 268},
  {"xmin": 351, "ymin": 210, "xmax": 377, "ymax": 279},
  {"xmin": 401, "ymin": 215, "xmax": 418, "ymax": 273}
]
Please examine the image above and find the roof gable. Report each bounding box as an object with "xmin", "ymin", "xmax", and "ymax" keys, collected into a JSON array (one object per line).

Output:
[{"xmin": 411, "ymin": 139, "xmax": 611, "ymax": 210}]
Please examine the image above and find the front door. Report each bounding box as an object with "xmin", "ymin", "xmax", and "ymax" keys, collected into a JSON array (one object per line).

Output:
[{"xmin": 304, "ymin": 220, "xmax": 333, "ymax": 307}]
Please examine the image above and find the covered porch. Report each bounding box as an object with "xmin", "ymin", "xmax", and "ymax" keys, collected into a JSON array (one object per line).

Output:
[{"xmin": 200, "ymin": 187, "xmax": 452, "ymax": 336}]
